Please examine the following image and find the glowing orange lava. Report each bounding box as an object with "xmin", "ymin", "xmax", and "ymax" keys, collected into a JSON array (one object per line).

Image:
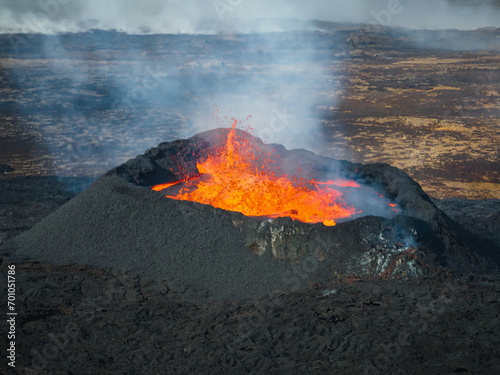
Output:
[
  {"xmin": 152, "ymin": 181, "xmax": 182, "ymax": 191},
  {"xmin": 152, "ymin": 122, "xmax": 360, "ymax": 226}
]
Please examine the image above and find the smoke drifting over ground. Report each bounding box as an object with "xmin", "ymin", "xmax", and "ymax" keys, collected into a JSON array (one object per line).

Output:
[
  {"xmin": 1, "ymin": 0, "xmax": 500, "ymax": 34},
  {"xmin": 1, "ymin": 0, "xmax": 499, "ymax": 177},
  {"xmin": 2, "ymin": 2, "xmax": 346, "ymax": 173}
]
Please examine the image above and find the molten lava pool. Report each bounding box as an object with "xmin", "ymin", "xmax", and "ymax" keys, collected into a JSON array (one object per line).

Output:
[{"xmin": 153, "ymin": 123, "xmax": 377, "ymax": 226}]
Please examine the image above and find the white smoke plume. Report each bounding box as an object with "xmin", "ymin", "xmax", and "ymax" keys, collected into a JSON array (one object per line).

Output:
[
  {"xmin": 1, "ymin": 0, "xmax": 499, "ymax": 177},
  {"xmin": 1, "ymin": 0, "xmax": 500, "ymax": 34}
]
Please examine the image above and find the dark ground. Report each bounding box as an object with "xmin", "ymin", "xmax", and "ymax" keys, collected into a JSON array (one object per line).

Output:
[
  {"xmin": 0, "ymin": 26, "xmax": 499, "ymax": 374},
  {"xmin": 1, "ymin": 172, "xmax": 499, "ymax": 374}
]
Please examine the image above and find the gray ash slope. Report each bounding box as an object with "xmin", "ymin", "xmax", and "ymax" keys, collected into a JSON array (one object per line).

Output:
[
  {"xmin": 14, "ymin": 128, "xmax": 500, "ymax": 299},
  {"xmin": 433, "ymin": 198, "xmax": 500, "ymax": 245}
]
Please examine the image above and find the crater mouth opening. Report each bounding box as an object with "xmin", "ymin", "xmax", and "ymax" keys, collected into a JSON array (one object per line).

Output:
[{"xmin": 148, "ymin": 122, "xmax": 399, "ymax": 226}]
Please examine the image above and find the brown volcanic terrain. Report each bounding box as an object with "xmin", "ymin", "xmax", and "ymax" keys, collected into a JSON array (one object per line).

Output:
[
  {"xmin": 0, "ymin": 27, "xmax": 499, "ymax": 198},
  {"xmin": 325, "ymin": 46, "xmax": 500, "ymax": 199},
  {"xmin": 1, "ymin": 27, "xmax": 500, "ymax": 374}
]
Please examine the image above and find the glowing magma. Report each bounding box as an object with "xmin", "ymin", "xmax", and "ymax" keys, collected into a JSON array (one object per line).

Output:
[{"xmin": 152, "ymin": 123, "xmax": 360, "ymax": 226}]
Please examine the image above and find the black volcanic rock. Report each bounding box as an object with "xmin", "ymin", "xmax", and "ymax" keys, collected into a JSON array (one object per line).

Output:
[
  {"xmin": 13, "ymin": 129, "xmax": 499, "ymax": 298},
  {"xmin": 434, "ymin": 197, "xmax": 500, "ymax": 244}
]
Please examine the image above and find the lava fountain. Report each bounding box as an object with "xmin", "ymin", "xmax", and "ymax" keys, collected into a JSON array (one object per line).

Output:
[{"xmin": 152, "ymin": 121, "xmax": 395, "ymax": 226}]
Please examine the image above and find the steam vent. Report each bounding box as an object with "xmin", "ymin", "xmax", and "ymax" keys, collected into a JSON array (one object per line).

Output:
[{"xmin": 14, "ymin": 128, "xmax": 500, "ymax": 299}]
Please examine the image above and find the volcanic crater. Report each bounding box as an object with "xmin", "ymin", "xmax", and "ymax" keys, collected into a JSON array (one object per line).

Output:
[{"xmin": 13, "ymin": 127, "xmax": 499, "ymax": 299}]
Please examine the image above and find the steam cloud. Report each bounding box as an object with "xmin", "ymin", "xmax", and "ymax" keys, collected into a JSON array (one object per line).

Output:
[
  {"xmin": 1, "ymin": 0, "xmax": 499, "ymax": 177},
  {"xmin": 1, "ymin": 0, "xmax": 500, "ymax": 34}
]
